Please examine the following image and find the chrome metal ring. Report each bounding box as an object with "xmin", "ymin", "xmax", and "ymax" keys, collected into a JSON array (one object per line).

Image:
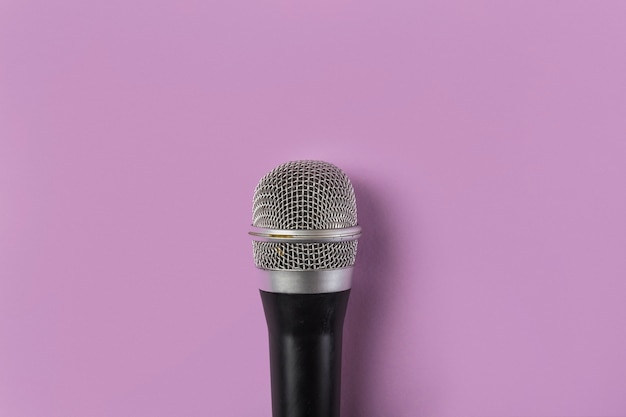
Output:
[
  {"xmin": 249, "ymin": 225, "xmax": 362, "ymax": 243},
  {"xmin": 257, "ymin": 267, "xmax": 353, "ymax": 294}
]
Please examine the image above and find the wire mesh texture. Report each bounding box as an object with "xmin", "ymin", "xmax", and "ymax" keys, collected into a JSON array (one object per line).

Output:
[{"xmin": 252, "ymin": 160, "xmax": 358, "ymax": 270}]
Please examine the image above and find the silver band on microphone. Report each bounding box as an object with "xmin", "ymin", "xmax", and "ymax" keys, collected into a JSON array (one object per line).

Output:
[
  {"xmin": 257, "ymin": 267, "xmax": 353, "ymax": 294},
  {"xmin": 249, "ymin": 225, "xmax": 362, "ymax": 243}
]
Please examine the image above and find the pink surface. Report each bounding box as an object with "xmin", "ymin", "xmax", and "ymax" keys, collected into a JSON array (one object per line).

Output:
[{"xmin": 1, "ymin": 1, "xmax": 626, "ymax": 416}]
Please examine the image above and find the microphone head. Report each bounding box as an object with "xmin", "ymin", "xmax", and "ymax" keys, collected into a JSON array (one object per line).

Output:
[{"xmin": 251, "ymin": 160, "xmax": 359, "ymax": 271}]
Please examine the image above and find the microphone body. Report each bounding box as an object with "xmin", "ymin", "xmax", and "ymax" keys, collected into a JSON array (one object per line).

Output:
[
  {"xmin": 261, "ymin": 290, "xmax": 349, "ymax": 417},
  {"xmin": 250, "ymin": 160, "xmax": 361, "ymax": 417}
]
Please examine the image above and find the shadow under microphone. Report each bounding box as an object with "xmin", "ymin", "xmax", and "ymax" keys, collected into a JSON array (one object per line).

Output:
[{"xmin": 249, "ymin": 160, "xmax": 361, "ymax": 417}]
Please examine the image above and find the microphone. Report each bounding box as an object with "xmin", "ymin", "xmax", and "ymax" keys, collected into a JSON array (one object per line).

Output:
[{"xmin": 249, "ymin": 160, "xmax": 361, "ymax": 417}]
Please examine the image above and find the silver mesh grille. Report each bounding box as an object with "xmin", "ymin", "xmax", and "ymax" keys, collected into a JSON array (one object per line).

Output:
[
  {"xmin": 252, "ymin": 160, "xmax": 358, "ymax": 270},
  {"xmin": 253, "ymin": 241, "xmax": 358, "ymax": 270}
]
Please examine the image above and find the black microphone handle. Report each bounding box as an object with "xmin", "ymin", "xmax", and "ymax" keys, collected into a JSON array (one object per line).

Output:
[{"xmin": 260, "ymin": 290, "xmax": 351, "ymax": 417}]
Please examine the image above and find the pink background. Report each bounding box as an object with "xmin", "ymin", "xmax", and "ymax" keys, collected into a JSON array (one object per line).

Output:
[{"xmin": 1, "ymin": 1, "xmax": 626, "ymax": 416}]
